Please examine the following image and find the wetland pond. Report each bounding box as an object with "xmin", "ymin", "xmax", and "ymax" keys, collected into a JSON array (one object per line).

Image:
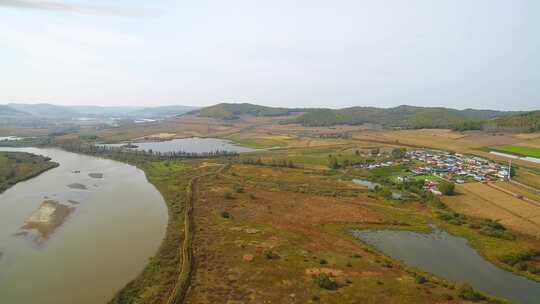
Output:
[
  {"xmin": 352, "ymin": 228, "xmax": 540, "ymax": 304},
  {"xmin": 0, "ymin": 148, "xmax": 167, "ymax": 304},
  {"xmin": 102, "ymin": 137, "xmax": 255, "ymax": 154}
]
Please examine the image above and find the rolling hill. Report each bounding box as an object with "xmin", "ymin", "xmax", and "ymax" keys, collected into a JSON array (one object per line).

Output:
[
  {"xmin": 284, "ymin": 105, "xmax": 514, "ymax": 129},
  {"xmin": 486, "ymin": 111, "xmax": 540, "ymax": 132},
  {"xmin": 192, "ymin": 103, "xmax": 304, "ymax": 120}
]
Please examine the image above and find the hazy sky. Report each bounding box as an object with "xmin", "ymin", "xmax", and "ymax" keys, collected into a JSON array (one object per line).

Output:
[{"xmin": 1, "ymin": 0, "xmax": 539, "ymax": 110}]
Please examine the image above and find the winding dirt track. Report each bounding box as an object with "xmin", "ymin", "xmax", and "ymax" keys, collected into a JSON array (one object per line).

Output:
[{"xmin": 165, "ymin": 165, "xmax": 226, "ymax": 304}]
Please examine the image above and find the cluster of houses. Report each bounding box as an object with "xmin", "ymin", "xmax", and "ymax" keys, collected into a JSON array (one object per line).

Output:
[
  {"xmin": 406, "ymin": 150, "xmax": 511, "ymax": 183},
  {"xmin": 356, "ymin": 160, "xmax": 396, "ymax": 170}
]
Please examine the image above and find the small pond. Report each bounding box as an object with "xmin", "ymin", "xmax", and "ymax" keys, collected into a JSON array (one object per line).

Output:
[
  {"xmin": 101, "ymin": 137, "xmax": 255, "ymax": 154},
  {"xmin": 352, "ymin": 228, "xmax": 540, "ymax": 304}
]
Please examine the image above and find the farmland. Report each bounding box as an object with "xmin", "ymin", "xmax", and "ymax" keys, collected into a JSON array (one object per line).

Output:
[
  {"xmin": 442, "ymin": 183, "xmax": 540, "ymax": 238},
  {"xmin": 490, "ymin": 145, "xmax": 540, "ymax": 158}
]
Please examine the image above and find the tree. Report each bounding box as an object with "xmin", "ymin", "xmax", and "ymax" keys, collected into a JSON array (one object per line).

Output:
[
  {"xmin": 312, "ymin": 273, "xmax": 338, "ymax": 290},
  {"xmin": 329, "ymin": 158, "xmax": 340, "ymax": 169},
  {"xmin": 391, "ymin": 148, "xmax": 406, "ymax": 159},
  {"xmin": 438, "ymin": 181, "xmax": 455, "ymax": 195}
]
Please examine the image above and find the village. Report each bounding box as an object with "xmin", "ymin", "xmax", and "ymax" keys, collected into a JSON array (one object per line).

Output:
[
  {"xmin": 405, "ymin": 149, "xmax": 511, "ymax": 183},
  {"xmin": 355, "ymin": 148, "xmax": 513, "ymax": 195}
]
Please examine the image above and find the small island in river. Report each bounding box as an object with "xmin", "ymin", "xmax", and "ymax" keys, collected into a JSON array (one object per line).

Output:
[{"xmin": 21, "ymin": 200, "xmax": 74, "ymax": 239}]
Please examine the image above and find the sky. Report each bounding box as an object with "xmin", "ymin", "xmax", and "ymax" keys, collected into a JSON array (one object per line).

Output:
[{"xmin": 0, "ymin": 0, "xmax": 539, "ymax": 110}]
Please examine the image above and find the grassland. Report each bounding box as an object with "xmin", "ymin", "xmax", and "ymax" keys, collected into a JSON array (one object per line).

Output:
[
  {"xmin": 186, "ymin": 164, "xmax": 491, "ymax": 303},
  {"xmin": 103, "ymin": 143, "xmax": 539, "ymax": 303},
  {"xmin": 0, "ymin": 152, "xmax": 58, "ymax": 193},
  {"xmin": 491, "ymin": 145, "xmax": 540, "ymax": 158},
  {"xmin": 23, "ymin": 114, "xmax": 540, "ymax": 303}
]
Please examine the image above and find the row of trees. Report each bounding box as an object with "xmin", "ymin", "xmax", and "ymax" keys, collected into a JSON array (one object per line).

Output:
[
  {"xmin": 59, "ymin": 141, "xmax": 239, "ymax": 161},
  {"xmin": 239, "ymin": 157, "xmax": 297, "ymax": 168}
]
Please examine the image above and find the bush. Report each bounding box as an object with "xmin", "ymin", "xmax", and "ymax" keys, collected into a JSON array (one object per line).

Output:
[
  {"xmin": 438, "ymin": 181, "xmax": 455, "ymax": 195},
  {"xmin": 221, "ymin": 211, "xmax": 230, "ymax": 219},
  {"xmin": 438, "ymin": 212, "xmax": 467, "ymax": 225},
  {"xmin": 263, "ymin": 250, "xmax": 279, "ymax": 260},
  {"xmin": 500, "ymin": 249, "xmax": 540, "ymax": 267},
  {"xmin": 428, "ymin": 194, "xmax": 447, "ymax": 209},
  {"xmin": 457, "ymin": 284, "xmax": 485, "ymax": 301},
  {"xmin": 391, "ymin": 148, "xmax": 406, "ymax": 159},
  {"xmin": 312, "ymin": 273, "xmax": 338, "ymax": 290},
  {"xmin": 415, "ymin": 275, "xmax": 427, "ymax": 284},
  {"xmin": 319, "ymin": 259, "xmax": 328, "ymax": 265},
  {"xmin": 478, "ymin": 219, "xmax": 515, "ymax": 240},
  {"xmin": 224, "ymin": 192, "xmax": 234, "ymax": 199}
]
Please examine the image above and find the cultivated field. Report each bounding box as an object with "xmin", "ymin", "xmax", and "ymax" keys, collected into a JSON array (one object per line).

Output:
[
  {"xmin": 442, "ymin": 183, "xmax": 540, "ymax": 237},
  {"xmin": 491, "ymin": 145, "xmax": 540, "ymax": 158}
]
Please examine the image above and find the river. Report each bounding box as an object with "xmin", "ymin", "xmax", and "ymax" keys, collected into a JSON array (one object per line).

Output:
[{"xmin": 0, "ymin": 148, "xmax": 168, "ymax": 304}]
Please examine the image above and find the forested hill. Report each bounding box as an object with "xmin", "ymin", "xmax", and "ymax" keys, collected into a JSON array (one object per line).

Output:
[
  {"xmin": 284, "ymin": 105, "xmax": 513, "ymax": 129},
  {"xmin": 486, "ymin": 111, "xmax": 540, "ymax": 132},
  {"xmin": 191, "ymin": 103, "xmax": 306, "ymax": 120}
]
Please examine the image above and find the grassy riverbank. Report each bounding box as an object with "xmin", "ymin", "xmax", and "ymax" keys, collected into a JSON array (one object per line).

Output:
[{"xmin": 0, "ymin": 152, "xmax": 58, "ymax": 193}]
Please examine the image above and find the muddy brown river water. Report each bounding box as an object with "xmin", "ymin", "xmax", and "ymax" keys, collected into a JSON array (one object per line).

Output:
[{"xmin": 0, "ymin": 148, "xmax": 167, "ymax": 304}]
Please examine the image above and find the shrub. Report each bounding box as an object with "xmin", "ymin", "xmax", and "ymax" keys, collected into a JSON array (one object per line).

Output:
[
  {"xmin": 234, "ymin": 186, "xmax": 244, "ymax": 193},
  {"xmin": 428, "ymin": 194, "xmax": 447, "ymax": 209},
  {"xmin": 457, "ymin": 284, "xmax": 485, "ymax": 301},
  {"xmin": 438, "ymin": 212, "xmax": 467, "ymax": 225},
  {"xmin": 319, "ymin": 259, "xmax": 328, "ymax": 265},
  {"xmin": 500, "ymin": 249, "xmax": 540, "ymax": 267},
  {"xmin": 312, "ymin": 273, "xmax": 338, "ymax": 290},
  {"xmin": 391, "ymin": 148, "xmax": 406, "ymax": 159},
  {"xmin": 415, "ymin": 275, "xmax": 427, "ymax": 284},
  {"xmin": 224, "ymin": 192, "xmax": 234, "ymax": 199},
  {"xmin": 438, "ymin": 182, "xmax": 455, "ymax": 195},
  {"xmin": 221, "ymin": 211, "xmax": 230, "ymax": 219},
  {"xmin": 263, "ymin": 250, "xmax": 278, "ymax": 260}
]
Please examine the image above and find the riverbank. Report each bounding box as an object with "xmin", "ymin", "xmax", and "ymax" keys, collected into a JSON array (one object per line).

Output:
[{"xmin": 0, "ymin": 151, "xmax": 59, "ymax": 194}]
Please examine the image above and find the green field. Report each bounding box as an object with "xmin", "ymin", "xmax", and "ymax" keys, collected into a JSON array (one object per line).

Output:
[
  {"xmin": 413, "ymin": 174, "xmax": 442, "ymax": 182},
  {"xmin": 491, "ymin": 145, "xmax": 540, "ymax": 158}
]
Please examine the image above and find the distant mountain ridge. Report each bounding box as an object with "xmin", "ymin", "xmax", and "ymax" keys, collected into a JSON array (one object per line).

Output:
[
  {"xmin": 193, "ymin": 103, "xmax": 537, "ymax": 131},
  {"xmin": 0, "ymin": 105, "xmax": 29, "ymax": 116},
  {"xmin": 1, "ymin": 103, "xmax": 198, "ymax": 118}
]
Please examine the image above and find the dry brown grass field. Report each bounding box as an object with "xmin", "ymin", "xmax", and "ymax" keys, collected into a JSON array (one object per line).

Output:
[{"xmin": 186, "ymin": 164, "xmax": 470, "ymax": 304}]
